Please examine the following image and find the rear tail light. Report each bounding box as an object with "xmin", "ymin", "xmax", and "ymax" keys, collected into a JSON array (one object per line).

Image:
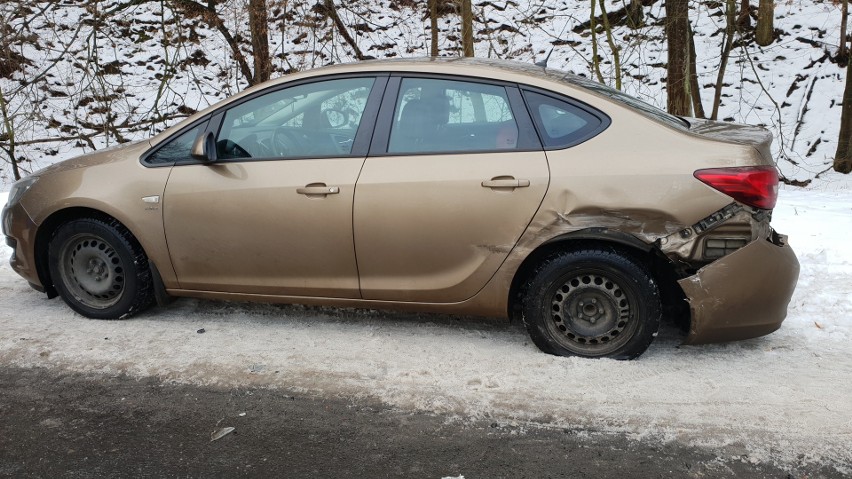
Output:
[{"xmin": 693, "ymin": 166, "xmax": 779, "ymax": 210}]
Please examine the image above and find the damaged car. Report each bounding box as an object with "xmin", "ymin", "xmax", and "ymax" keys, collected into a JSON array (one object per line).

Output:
[{"xmin": 1, "ymin": 57, "xmax": 799, "ymax": 359}]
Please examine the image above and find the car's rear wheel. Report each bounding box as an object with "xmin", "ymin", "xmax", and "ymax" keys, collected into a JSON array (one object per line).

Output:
[
  {"xmin": 48, "ymin": 218, "xmax": 154, "ymax": 319},
  {"xmin": 522, "ymin": 248, "xmax": 661, "ymax": 360}
]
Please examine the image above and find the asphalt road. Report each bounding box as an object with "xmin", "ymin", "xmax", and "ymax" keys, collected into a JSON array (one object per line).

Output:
[{"xmin": 0, "ymin": 366, "xmax": 834, "ymax": 478}]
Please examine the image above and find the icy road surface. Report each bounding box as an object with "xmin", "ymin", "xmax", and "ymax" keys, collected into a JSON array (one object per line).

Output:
[{"xmin": 1, "ymin": 188, "xmax": 850, "ymax": 472}]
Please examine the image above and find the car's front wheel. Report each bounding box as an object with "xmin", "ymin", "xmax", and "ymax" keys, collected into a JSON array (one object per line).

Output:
[
  {"xmin": 522, "ymin": 248, "xmax": 661, "ymax": 360},
  {"xmin": 48, "ymin": 218, "xmax": 154, "ymax": 319}
]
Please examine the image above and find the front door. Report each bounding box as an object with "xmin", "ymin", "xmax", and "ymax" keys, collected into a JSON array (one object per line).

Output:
[{"xmin": 163, "ymin": 76, "xmax": 382, "ymax": 297}]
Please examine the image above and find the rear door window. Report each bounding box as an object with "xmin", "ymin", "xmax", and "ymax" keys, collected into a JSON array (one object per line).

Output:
[{"xmin": 387, "ymin": 78, "xmax": 520, "ymax": 153}]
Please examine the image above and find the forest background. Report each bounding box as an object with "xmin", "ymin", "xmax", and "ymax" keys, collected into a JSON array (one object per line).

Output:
[{"xmin": 0, "ymin": 0, "xmax": 849, "ymax": 187}]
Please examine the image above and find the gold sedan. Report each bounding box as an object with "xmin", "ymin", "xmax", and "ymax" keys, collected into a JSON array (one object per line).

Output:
[{"xmin": 1, "ymin": 58, "xmax": 799, "ymax": 359}]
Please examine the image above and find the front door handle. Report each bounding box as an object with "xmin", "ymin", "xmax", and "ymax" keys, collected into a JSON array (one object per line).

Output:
[
  {"xmin": 297, "ymin": 184, "xmax": 340, "ymax": 196},
  {"xmin": 481, "ymin": 178, "xmax": 531, "ymax": 189}
]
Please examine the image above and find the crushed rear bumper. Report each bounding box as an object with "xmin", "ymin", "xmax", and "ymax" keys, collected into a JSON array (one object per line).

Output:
[{"xmin": 679, "ymin": 235, "xmax": 799, "ymax": 344}]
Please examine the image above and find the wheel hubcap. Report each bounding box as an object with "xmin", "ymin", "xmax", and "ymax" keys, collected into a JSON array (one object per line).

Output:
[
  {"xmin": 550, "ymin": 273, "xmax": 632, "ymax": 347},
  {"xmin": 59, "ymin": 234, "xmax": 126, "ymax": 309}
]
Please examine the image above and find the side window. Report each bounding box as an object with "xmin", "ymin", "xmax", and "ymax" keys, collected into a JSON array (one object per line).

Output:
[
  {"xmin": 146, "ymin": 121, "xmax": 206, "ymax": 165},
  {"xmin": 387, "ymin": 78, "xmax": 519, "ymax": 154},
  {"xmin": 523, "ymin": 90, "xmax": 606, "ymax": 149},
  {"xmin": 216, "ymin": 77, "xmax": 375, "ymax": 160}
]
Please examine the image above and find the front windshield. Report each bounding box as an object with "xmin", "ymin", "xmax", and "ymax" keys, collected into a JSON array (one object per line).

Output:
[{"xmin": 551, "ymin": 71, "xmax": 690, "ymax": 130}]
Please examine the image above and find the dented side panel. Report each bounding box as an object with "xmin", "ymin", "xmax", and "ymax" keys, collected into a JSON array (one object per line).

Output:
[{"xmin": 679, "ymin": 238, "xmax": 799, "ymax": 344}]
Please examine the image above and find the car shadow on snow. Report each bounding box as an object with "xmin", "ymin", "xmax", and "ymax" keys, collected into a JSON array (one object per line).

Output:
[{"xmin": 128, "ymin": 296, "xmax": 714, "ymax": 358}]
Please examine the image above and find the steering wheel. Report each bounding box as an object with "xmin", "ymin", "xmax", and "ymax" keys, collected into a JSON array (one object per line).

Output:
[{"xmin": 273, "ymin": 128, "xmax": 306, "ymax": 157}]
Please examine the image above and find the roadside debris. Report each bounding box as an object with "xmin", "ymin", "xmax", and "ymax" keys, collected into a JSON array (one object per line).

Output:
[{"xmin": 210, "ymin": 427, "xmax": 235, "ymax": 442}]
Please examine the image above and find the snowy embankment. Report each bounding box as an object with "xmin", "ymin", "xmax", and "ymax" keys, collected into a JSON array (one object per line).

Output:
[
  {"xmin": 1, "ymin": 188, "xmax": 851, "ymax": 472},
  {"xmin": 0, "ymin": 0, "xmax": 847, "ymax": 187}
]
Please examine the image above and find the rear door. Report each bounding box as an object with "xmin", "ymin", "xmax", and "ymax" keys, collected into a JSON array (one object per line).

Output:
[
  {"xmin": 353, "ymin": 76, "xmax": 549, "ymax": 302},
  {"xmin": 163, "ymin": 75, "xmax": 385, "ymax": 297}
]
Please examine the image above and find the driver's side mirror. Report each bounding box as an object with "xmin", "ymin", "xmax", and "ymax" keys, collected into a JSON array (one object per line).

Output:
[{"xmin": 191, "ymin": 131, "xmax": 217, "ymax": 163}]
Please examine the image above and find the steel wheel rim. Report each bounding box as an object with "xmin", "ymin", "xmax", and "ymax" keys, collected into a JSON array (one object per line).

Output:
[
  {"xmin": 547, "ymin": 269, "xmax": 638, "ymax": 355},
  {"xmin": 58, "ymin": 233, "xmax": 126, "ymax": 310}
]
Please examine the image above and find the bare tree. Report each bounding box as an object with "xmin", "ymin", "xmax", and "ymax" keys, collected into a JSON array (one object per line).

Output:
[
  {"xmin": 590, "ymin": 0, "xmax": 606, "ymax": 84},
  {"xmin": 665, "ymin": 0, "xmax": 691, "ymax": 116},
  {"xmin": 711, "ymin": 0, "xmax": 736, "ymax": 120},
  {"xmin": 106, "ymin": 0, "xmax": 267, "ymax": 86},
  {"xmin": 688, "ymin": 23, "xmax": 705, "ymax": 118},
  {"xmin": 755, "ymin": 0, "xmax": 774, "ymax": 46},
  {"xmin": 460, "ymin": 0, "xmax": 474, "ymax": 57},
  {"xmin": 598, "ymin": 0, "xmax": 622, "ymax": 90},
  {"xmin": 840, "ymin": 0, "xmax": 848, "ymax": 63},
  {"xmin": 430, "ymin": 0, "xmax": 439, "ymax": 57},
  {"xmin": 248, "ymin": 0, "xmax": 272, "ymax": 83},
  {"xmin": 322, "ymin": 0, "xmax": 367, "ymax": 60},
  {"xmin": 836, "ymin": 58, "xmax": 852, "ymax": 173},
  {"xmin": 0, "ymin": 85, "xmax": 19, "ymax": 180},
  {"xmin": 626, "ymin": 0, "xmax": 644, "ymax": 29},
  {"xmin": 737, "ymin": 0, "xmax": 751, "ymax": 29}
]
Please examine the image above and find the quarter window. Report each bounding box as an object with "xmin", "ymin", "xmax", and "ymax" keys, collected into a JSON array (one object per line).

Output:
[
  {"xmin": 216, "ymin": 77, "xmax": 375, "ymax": 160},
  {"xmin": 523, "ymin": 90, "xmax": 606, "ymax": 149},
  {"xmin": 388, "ymin": 78, "xmax": 519, "ymax": 154},
  {"xmin": 146, "ymin": 122, "xmax": 206, "ymax": 165}
]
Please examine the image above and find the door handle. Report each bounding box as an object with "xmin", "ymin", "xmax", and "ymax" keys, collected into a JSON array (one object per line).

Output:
[
  {"xmin": 297, "ymin": 185, "xmax": 340, "ymax": 195},
  {"xmin": 481, "ymin": 178, "xmax": 530, "ymax": 188}
]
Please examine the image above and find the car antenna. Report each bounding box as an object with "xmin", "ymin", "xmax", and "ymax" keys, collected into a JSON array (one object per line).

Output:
[{"xmin": 535, "ymin": 48, "xmax": 554, "ymax": 68}]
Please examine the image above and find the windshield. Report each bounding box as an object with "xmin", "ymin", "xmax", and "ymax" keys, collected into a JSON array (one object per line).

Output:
[{"xmin": 551, "ymin": 71, "xmax": 690, "ymax": 130}]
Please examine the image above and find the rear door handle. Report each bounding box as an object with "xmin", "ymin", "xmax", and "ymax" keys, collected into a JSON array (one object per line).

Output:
[
  {"xmin": 297, "ymin": 185, "xmax": 340, "ymax": 196},
  {"xmin": 481, "ymin": 178, "xmax": 530, "ymax": 188}
]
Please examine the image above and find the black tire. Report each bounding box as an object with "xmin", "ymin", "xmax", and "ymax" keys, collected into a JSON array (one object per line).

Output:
[
  {"xmin": 48, "ymin": 217, "xmax": 154, "ymax": 319},
  {"xmin": 522, "ymin": 248, "xmax": 661, "ymax": 360}
]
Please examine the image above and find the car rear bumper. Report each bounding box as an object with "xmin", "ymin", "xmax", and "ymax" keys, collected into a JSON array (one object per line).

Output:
[
  {"xmin": 678, "ymin": 235, "xmax": 800, "ymax": 344},
  {"xmin": 2, "ymin": 201, "xmax": 41, "ymax": 288}
]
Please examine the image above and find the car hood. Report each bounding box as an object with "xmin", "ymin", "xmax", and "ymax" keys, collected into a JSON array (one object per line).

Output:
[
  {"xmin": 685, "ymin": 118, "xmax": 774, "ymax": 164},
  {"xmin": 32, "ymin": 140, "xmax": 151, "ymax": 177}
]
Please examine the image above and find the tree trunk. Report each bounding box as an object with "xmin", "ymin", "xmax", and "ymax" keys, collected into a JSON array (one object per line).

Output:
[
  {"xmin": 599, "ymin": 0, "xmax": 622, "ymax": 90},
  {"xmin": 163, "ymin": 0, "xmax": 255, "ymax": 86},
  {"xmin": 460, "ymin": 0, "xmax": 474, "ymax": 57},
  {"xmin": 840, "ymin": 0, "xmax": 848, "ymax": 63},
  {"xmin": 835, "ymin": 58, "xmax": 852, "ymax": 173},
  {"xmin": 711, "ymin": 0, "xmax": 736, "ymax": 120},
  {"xmin": 430, "ymin": 0, "xmax": 439, "ymax": 57},
  {"xmin": 248, "ymin": 0, "xmax": 271, "ymax": 83},
  {"xmin": 626, "ymin": 0, "xmax": 644, "ymax": 29},
  {"xmin": 665, "ymin": 0, "xmax": 691, "ymax": 116},
  {"xmin": 755, "ymin": 0, "xmax": 773, "ymax": 46},
  {"xmin": 590, "ymin": 0, "xmax": 605, "ymax": 84},
  {"xmin": 737, "ymin": 0, "xmax": 751, "ymax": 29},
  {"xmin": 0, "ymin": 84, "xmax": 20, "ymax": 181},
  {"xmin": 324, "ymin": 0, "xmax": 366, "ymax": 60},
  {"xmin": 688, "ymin": 22, "xmax": 704, "ymax": 118}
]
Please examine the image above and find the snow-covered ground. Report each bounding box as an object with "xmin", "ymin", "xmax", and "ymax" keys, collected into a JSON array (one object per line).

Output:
[{"xmin": 1, "ymin": 188, "xmax": 851, "ymax": 473}]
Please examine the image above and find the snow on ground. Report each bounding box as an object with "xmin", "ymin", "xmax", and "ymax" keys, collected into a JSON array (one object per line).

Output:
[{"xmin": 1, "ymin": 189, "xmax": 851, "ymax": 472}]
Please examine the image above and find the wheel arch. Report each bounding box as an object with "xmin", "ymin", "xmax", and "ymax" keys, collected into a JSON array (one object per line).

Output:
[
  {"xmin": 507, "ymin": 228, "xmax": 688, "ymax": 330},
  {"xmin": 34, "ymin": 207, "xmax": 165, "ymax": 301}
]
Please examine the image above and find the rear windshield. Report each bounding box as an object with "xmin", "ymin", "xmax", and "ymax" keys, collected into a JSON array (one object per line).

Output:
[{"xmin": 551, "ymin": 71, "xmax": 690, "ymax": 130}]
